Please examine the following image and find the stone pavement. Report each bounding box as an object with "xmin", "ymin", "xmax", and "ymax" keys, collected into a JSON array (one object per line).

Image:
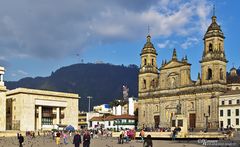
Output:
[
  {"xmin": 0, "ymin": 135, "xmax": 238, "ymax": 147},
  {"xmin": 0, "ymin": 135, "xmax": 203, "ymax": 147}
]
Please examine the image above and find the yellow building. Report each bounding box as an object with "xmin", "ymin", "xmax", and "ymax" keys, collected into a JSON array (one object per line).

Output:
[
  {"xmin": 138, "ymin": 13, "xmax": 230, "ymax": 129},
  {"xmin": 6, "ymin": 88, "xmax": 79, "ymax": 131},
  {"xmin": 78, "ymin": 112, "xmax": 87, "ymax": 129}
]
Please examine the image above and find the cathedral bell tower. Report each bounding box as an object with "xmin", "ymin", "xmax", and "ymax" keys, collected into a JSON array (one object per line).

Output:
[
  {"xmin": 139, "ymin": 35, "xmax": 159, "ymax": 92},
  {"xmin": 200, "ymin": 12, "xmax": 227, "ymax": 85}
]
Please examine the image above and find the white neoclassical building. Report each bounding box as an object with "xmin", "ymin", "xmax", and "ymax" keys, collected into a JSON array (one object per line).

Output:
[
  {"xmin": 219, "ymin": 91, "xmax": 240, "ymax": 129},
  {"xmin": 6, "ymin": 88, "xmax": 80, "ymax": 131},
  {"xmin": 0, "ymin": 64, "xmax": 80, "ymax": 132},
  {"xmin": 0, "ymin": 66, "xmax": 7, "ymax": 131},
  {"xmin": 219, "ymin": 67, "xmax": 240, "ymax": 129}
]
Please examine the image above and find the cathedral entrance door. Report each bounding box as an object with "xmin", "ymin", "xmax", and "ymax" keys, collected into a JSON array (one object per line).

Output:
[
  {"xmin": 189, "ymin": 113, "xmax": 196, "ymax": 128},
  {"xmin": 154, "ymin": 115, "xmax": 160, "ymax": 128}
]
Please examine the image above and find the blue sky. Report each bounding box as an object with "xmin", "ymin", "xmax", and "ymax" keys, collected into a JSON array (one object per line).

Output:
[{"xmin": 0, "ymin": 0, "xmax": 239, "ymax": 81}]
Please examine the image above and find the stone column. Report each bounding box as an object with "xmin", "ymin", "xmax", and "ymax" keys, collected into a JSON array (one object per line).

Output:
[
  {"xmin": 0, "ymin": 74, "xmax": 3, "ymax": 86},
  {"xmin": 56, "ymin": 107, "xmax": 60, "ymax": 124},
  {"xmin": 38, "ymin": 106, "xmax": 42, "ymax": 130},
  {"xmin": 0, "ymin": 74, "xmax": 3, "ymax": 82}
]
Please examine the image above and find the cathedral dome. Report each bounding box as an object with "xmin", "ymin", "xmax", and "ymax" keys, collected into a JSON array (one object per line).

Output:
[
  {"xmin": 143, "ymin": 35, "xmax": 154, "ymax": 48},
  {"xmin": 227, "ymin": 67, "xmax": 240, "ymax": 84},
  {"xmin": 230, "ymin": 67, "xmax": 237, "ymax": 76},
  {"xmin": 204, "ymin": 16, "xmax": 225, "ymax": 40},
  {"xmin": 141, "ymin": 35, "xmax": 157, "ymax": 55}
]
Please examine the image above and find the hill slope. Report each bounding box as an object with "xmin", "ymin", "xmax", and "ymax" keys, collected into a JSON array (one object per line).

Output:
[{"xmin": 6, "ymin": 63, "xmax": 139, "ymax": 111}]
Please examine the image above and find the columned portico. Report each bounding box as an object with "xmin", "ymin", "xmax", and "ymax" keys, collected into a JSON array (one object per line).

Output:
[
  {"xmin": 38, "ymin": 106, "xmax": 42, "ymax": 130},
  {"xmin": 0, "ymin": 74, "xmax": 3, "ymax": 83},
  {"xmin": 6, "ymin": 88, "xmax": 79, "ymax": 131},
  {"xmin": 56, "ymin": 107, "xmax": 60, "ymax": 124}
]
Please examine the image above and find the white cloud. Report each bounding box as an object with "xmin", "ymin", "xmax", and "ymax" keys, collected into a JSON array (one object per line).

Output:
[
  {"xmin": 11, "ymin": 70, "xmax": 29, "ymax": 77},
  {"xmin": 17, "ymin": 70, "xmax": 28, "ymax": 76},
  {"xmin": 0, "ymin": 0, "xmax": 212, "ymax": 60},
  {"xmin": 181, "ymin": 37, "xmax": 199, "ymax": 49},
  {"xmin": 157, "ymin": 40, "xmax": 170, "ymax": 49}
]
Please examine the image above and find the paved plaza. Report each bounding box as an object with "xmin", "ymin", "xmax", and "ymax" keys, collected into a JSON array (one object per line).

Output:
[
  {"xmin": 0, "ymin": 135, "xmax": 206, "ymax": 147},
  {"xmin": 1, "ymin": 134, "xmax": 240, "ymax": 147}
]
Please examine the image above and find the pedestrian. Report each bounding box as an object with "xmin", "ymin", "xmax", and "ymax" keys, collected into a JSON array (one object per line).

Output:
[
  {"xmin": 90, "ymin": 131, "xmax": 93, "ymax": 139},
  {"xmin": 73, "ymin": 132, "xmax": 82, "ymax": 147},
  {"xmin": 140, "ymin": 129, "xmax": 145, "ymax": 142},
  {"xmin": 32, "ymin": 131, "xmax": 35, "ymax": 138},
  {"xmin": 83, "ymin": 130, "xmax": 91, "ymax": 147},
  {"xmin": 18, "ymin": 133, "xmax": 24, "ymax": 147},
  {"xmin": 56, "ymin": 131, "xmax": 61, "ymax": 145},
  {"xmin": 63, "ymin": 132, "xmax": 68, "ymax": 145},
  {"xmin": 124, "ymin": 130, "xmax": 129, "ymax": 142},
  {"xmin": 172, "ymin": 128, "xmax": 177, "ymax": 141},
  {"xmin": 52, "ymin": 131, "xmax": 55, "ymax": 140},
  {"xmin": 143, "ymin": 135, "xmax": 153, "ymax": 147},
  {"xmin": 118, "ymin": 132, "xmax": 123, "ymax": 144}
]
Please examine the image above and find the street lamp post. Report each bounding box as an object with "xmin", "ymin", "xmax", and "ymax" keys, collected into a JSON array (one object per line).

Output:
[
  {"xmin": 87, "ymin": 96, "xmax": 92, "ymax": 112},
  {"xmin": 204, "ymin": 113, "xmax": 209, "ymax": 132}
]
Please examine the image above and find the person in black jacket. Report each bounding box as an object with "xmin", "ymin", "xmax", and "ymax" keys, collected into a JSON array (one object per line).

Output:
[
  {"xmin": 18, "ymin": 134, "xmax": 24, "ymax": 147},
  {"xmin": 143, "ymin": 135, "xmax": 153, "ymax": 147},
  {"xmin": 83, "ymin": 130, "xmax": 91, "ymax": 147},
  {"xmin": 73, "ymin": 132, "xmax": 82, "ymax": 147}
]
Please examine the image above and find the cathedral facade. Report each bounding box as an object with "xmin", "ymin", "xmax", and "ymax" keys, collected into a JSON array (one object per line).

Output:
[{"xmin": 138, "ymin": 14, "xmax": 228, "ymax": 129}]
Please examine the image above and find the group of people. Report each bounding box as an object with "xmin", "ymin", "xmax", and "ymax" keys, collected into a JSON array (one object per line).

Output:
[
  {"xmin": 117, "ymin": 129, "xmax": 152, "ymax": 147},
  {"xmin": 51, "ymin": 130, "xmax": 91, "ymax": 147},
  {"xmin": 73, "ymin": 130, "xmax": 91, "ymax": 147},
  {"xmin": 16, "ymin": 130, "xmax": 91, "ymax": 147},
  {"xmin": 118, "ymin": 129, "xmax": 136, "ymax": 144}
]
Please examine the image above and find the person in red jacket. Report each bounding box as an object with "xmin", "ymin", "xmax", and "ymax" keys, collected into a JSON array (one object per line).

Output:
[{"xmin": 83, "ymin": 130, "xmax": 91, "ymax": 147}]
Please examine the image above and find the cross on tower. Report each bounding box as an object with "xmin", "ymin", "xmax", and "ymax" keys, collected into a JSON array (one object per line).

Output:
[
  {"xmin": 147, "ymin": 25, "xmax": 151, "ymax": 35},
  {"xmin": 213, "ymin": 4, "xmax": 215, "ymax": 16}
]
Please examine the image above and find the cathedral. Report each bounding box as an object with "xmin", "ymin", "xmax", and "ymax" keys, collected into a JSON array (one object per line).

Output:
[{"xmin": 138, "ymin": 13, "xmax": 230, "ymax": 129}]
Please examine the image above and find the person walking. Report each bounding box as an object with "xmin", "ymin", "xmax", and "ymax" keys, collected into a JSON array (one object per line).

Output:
[
  {"xmin": 73, "ymin": 132, "xmax": 82, "ymax": 147},
  {"xmin": 83, "ymin": 130, "xmax": 91, "ymax": 147},
  {"xmin": 56, "ymin": 131, "xmax": 61, "ymax": 145},
  {"xmin": 63, "ymin": 132, "xmax": 68, "ymax": 145},
  {"xmin": 18, "ymin": 134, "xmax": 24, "ymax": 147},
  {"xmin": 143, "ymin": 135, "xmax": 153, "ymax": 147},
  {"xmin": 172, "ymin": 128, "xmax": 177, "ymax": 141},
  {"xmin": 140, "ymin": 129, "xmax": 145, "ymax": 142}
]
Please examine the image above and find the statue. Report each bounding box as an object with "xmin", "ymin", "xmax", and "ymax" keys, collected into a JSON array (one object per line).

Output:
[{"xmin": 176, "ymin": 101, "xmax": 181, "ymax": 114}]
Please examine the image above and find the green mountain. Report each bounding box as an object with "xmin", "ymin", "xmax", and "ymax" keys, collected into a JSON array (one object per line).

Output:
[{"xmin": 6, "ymin": 63, "xmax": 139, "ymax": 111}]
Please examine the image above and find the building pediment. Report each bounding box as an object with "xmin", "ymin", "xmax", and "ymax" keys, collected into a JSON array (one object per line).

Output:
[{"xmin": 161, "ymin": 60, "xmax": 190, "ymax": 70}]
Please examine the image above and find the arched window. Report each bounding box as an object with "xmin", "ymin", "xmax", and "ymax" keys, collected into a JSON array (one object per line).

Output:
[
  {"xmin": 151, "ymin": 79, "xmax": 155, "ymax": 88},
  {"xmin": 144, "ymin": 58, "xmax": 147, "ymax": 65},
  {"xmin": 152, "ymin": 59, "xmax": 154, "ymax": 66},
  {"xmin": 191, "ymin": 102, "xmax": 194, "ymax": 109},
  {"xmin": 220, "ymin": 68, "xmax": 223, "ymax": 80},
  {"xmin": 143, "ymin": 79, "xmax": 146, "ymax": 89},
  {"xmin": 156, "ymin": 105, "xmax": 158, "ymax": 112},
  {"xmin": 209, "ymin": 43, "xmax": 213, "ymax": 52},
  {"xmin": 207, "ymin": 68, "xmax": 212, "ymax": 80}
]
